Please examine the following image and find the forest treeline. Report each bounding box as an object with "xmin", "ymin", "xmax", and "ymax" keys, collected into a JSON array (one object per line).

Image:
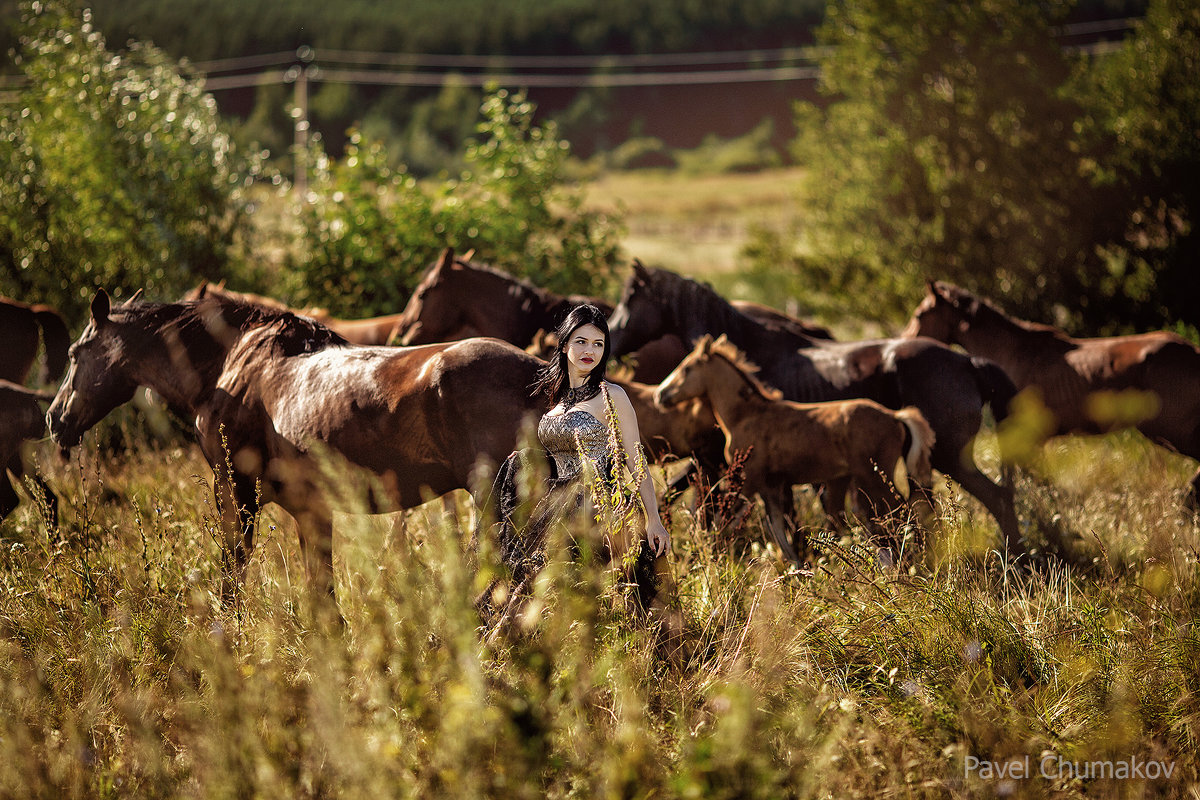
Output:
[
  {"xmin": 2, "ymin": 0, "xmax": 1146, "ymax": 171},
  {"xmin": 4, "ymin": 0, "xmax": 1196, "ymax": 341}
]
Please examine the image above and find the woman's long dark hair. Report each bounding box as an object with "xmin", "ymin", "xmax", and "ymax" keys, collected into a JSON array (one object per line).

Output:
[{"xmin": 531, "ymin": 304, "xmax": 611, "ymax": 403}]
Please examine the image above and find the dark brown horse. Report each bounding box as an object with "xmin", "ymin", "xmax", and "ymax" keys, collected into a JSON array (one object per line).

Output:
[
  {"xmin": 0, "ymin": 380, "xmax": 57, "ymax": 524},
  {"xmin": 655, "ymin": 335, "xmax": 935, "ymax": 562},
  {"xmin": 394, "ymin": 249, "xmax": 613, "ymax": 348},
  {"xmin": 48, "ymin": 291, "xmax": 547, "ymax": 608},
  {"xmin": 905, "ymin": 279, "xmax": 1200, "ymax": 502},
  {"xmin": 0, "ymin": 296, "xmax": 70, "ymax": 385},
  {"xmin": 185, "ymin": 281, "xmax": 408, "ymax": 346},
  {"xmin": 608, "ymin": 263, "xmax": 1024, "ymax": 555},
  {"xmin": 393, "ymin": 249, "xmax": 832, "ymax": 362}
]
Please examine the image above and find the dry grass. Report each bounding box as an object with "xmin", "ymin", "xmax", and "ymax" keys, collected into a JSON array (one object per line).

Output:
[
  {"xmin": 1, "ymin": 406, "xmax": 1198, "ymax": 798},
  {"xmin": 578, "ymin": 167, "xmax": 808, "ymax": 279}
]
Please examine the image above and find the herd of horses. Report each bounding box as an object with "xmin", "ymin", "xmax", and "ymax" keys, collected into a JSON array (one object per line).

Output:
[{"xmin": 6, "ymin": 250, "xmax": 1200, "ymax": 613}]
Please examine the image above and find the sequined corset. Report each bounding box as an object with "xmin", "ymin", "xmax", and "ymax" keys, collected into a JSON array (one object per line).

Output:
[{"xmin": 538, "ymin": 408, "xmax": 610, "ymax": 481}]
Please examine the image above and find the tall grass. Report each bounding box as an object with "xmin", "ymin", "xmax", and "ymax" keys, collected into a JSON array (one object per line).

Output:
[{"xmin": 1, "ymin": 416, "xmax": 1197, "ymax": 798}]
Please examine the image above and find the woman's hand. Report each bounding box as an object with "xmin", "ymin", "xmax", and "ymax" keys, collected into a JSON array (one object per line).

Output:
[{"xmin": 646, "ymin": 517, "xmax": 670, "ymax": 557}]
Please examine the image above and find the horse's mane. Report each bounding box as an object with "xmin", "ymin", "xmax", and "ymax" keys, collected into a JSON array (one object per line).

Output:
[
  {"xmin": 112, "ymin": 296, "xmax": 348, "ymax": 356},
  {"xmin": 697, "ymin": 334, "xmax": 783, "ymax": 401},
  {"xmin": 938, "ymin": 282, "xmax": 1069, "ymax": 340},
  {"xmin": 644, "ymin": 267, "xmax": 789, "ymax": 343}
]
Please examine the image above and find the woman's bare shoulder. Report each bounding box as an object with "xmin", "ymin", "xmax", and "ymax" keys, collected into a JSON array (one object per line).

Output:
[{"xmin": 603, "ymin": 380, "xmax": 630, "ymax": 401}]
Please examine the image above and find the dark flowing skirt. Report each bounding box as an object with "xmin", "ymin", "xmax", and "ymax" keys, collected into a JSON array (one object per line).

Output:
[{"xmin": 475, "ymin": 448, "xmax": 659, "ymax": 617}]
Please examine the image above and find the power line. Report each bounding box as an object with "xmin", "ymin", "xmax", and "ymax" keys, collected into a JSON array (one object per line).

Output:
[{"xmin": 202, "ymin": 63, "xmax": 821, "ymax": 91}]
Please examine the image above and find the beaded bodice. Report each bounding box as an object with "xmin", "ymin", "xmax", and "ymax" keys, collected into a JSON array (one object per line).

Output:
[{"xmin": 538, "ymin": 408, "xmax": 610, "ymax": 481}]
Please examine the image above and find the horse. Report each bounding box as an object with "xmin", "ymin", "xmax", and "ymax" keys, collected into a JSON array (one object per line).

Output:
[
  {"xmin": 904, "ymin": 279, "xmax": 1200, "ymax": 503},
  {"xmin": 654, "ymin": 335, "xmax": 935, "ymax": 562},
  {"xmin": 185, "ymin": 281, "xmax": 409, "ymax": 346},
  {"xmin": 48, "ymin": 290, "xmax": 548, "ymax": 612},
  {"xmin": 0, "ymin": 380, "xmax": 57, "ymax": 525},
  {"xmin": 608, "ymin": 262, "xmax": 1024, "ymax": 555},
  {"xmin": 0, "ymin": 296, "xmax": 71, "ymax": 385},
  {"xmin": 394, "ymin": 248, "xmax": 615, "ymax": 348},
  {"xmin": 393, "ymin": 249, "xmax": 832, "ymax": 365}
]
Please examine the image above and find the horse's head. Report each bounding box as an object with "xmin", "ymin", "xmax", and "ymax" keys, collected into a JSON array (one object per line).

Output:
[
  {"xmin": 654, "ymin": 334, "xmax": 715, "ymax": 407},
  {"xmin": 47, "ymin": 290, "xmax": 142, "ymax": 451},
  {"xmin": 609, "ymin": 260, "xmax": 670, "ymax": 358},
  {"xmin": 902, "ymin": 280, "xmax": 977, "ymax": 343},
  {"xmin": 397, "ymin": 248, "xmax": 464, "ymax": 345}
]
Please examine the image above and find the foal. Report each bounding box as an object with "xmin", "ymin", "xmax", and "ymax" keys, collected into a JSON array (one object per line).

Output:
[{"xmin": 654, "ymin": 335, "xmax": 935, "ymax": 563}]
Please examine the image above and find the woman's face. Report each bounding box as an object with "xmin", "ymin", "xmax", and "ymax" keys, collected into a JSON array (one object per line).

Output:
[{"xmin": 563, "ymin": 323, "xmax": 606, "ymax": 380}]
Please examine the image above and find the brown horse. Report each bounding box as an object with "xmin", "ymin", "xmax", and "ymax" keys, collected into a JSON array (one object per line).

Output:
[
  {"xmin": 0, "ymin": 296, "xmax": 70, "ymax": 385},
  {"xmin": 185, "ymin": 281, "xmax": 408, "ymax": 346},
  {"xmin": 394, "ymin": 249, "xmax": 614, "ymax": 348},
  {"xmin": 0, "ymin": 380, "xmax": 57, "ymax": 524},
  {"xmin": 393, "ymin": 249, "xmax": 831, "ymax": 362},
  {"xmin": 48, "ymin": 291, "xmax": 547, "ymax": 609},
  {"xmin": 655, "ymin": 335, "xmax": 935, "ymax": 562},
  {"xmin": 904, "ymin": 279, "xmax": 1200, "ymax": 502},
  {"xmin": 608, "ymin": 263, "xmax": 1024, "ymax": 555}
]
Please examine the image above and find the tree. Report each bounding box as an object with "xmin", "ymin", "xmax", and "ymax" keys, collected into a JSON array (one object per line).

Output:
[
  {"xmin": 776, "ymin": 0, "xmax": 1110, "ymax": 328},
  {"xmin": 0, "ymin": 0, "xmax": 265, "ymax": 324},
  {"xmin": 1071, "ymin": 0, "xmax": 1200, "ymax": 331}
]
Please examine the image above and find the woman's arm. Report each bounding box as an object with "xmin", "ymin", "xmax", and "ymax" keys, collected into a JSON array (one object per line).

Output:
[{"xmin": 607, "ymin": 383, "xmax": 670, "ymax": 556}]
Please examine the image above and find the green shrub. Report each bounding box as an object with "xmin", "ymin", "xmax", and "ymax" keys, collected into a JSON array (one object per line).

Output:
[
  {"xmin": 0, "ymin": 0, "xmax": 266, "ymax": 324},
  {"xmin": 283, "ymin": 88, "xmax": 625, "ymax": 318}
]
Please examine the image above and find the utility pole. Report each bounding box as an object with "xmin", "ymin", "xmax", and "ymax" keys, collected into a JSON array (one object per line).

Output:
[{"xmin": 287, "ymin": 46, "xmax": 316, "ymax": 197}]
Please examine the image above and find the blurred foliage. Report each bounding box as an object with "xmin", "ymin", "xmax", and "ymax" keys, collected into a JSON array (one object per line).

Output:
[
  {"xmin": 778, "ymin": 0, "xmax": 1111, "ymax": 329},
  {"xmin": 0, "ymin": 0, "xmax": 269, "ymax": 325},
  {"xmin": 284, "ymin": 88, "xmax": 626, "ymax": 317},
  {"xmin": 1069, "ymin": 0, "xmax": 1200, "ymax": 331},
  {"xmin": 757, "ymin": 0, "xmax": 1199, "ymax": 336}
]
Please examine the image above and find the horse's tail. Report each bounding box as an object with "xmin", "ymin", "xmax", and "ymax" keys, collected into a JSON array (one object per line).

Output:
[
  {"xmin": 970, "ymin": 355, "xmax": 1018, "ymax": 424},
  {"xmin": 32, "ymin": 305, "xmax": 70, "ymax": 384},
  {"xmin": 895, "ymin": 406, "xmax": 935, "ymax": 486}
]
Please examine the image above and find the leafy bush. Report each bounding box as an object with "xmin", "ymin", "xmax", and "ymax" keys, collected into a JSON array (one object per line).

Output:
[
  {"xmin": 0, "ymin": 0, "xmax": 267, "ymax": 324},
  {"xmin": 285, "ymin": 88, "xmax": 625, "ymax": 318},
  {"xmin": 776, "ymin": 0, "xmax": 1105, "ymax": 329}
]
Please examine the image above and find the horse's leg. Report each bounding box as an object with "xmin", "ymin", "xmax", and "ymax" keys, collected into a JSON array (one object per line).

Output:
[
  {"xmin": 761, "ymin": 483, "xmax": 802, "ymax": 564},
  {"xmin": 214, "ymin": 471, "xmax": 260, "ymax": 606},
  {"xmin": 292, "ymin": 500, "xmax": 337, "ymax": 604},
  {"xmin": 10, "ymin": 450, "xmax": 57, "ymax": 528},
  {"xmin": 819, "ymin": 476, "xmax": 852, "ymax": 531},
  {"xmin": 942, "ymin": 457, "xmax": 1022, "ymax": 557},
  {"xmin": 0, "ymin": 466, "xmax": 18, "ymax": 522}
]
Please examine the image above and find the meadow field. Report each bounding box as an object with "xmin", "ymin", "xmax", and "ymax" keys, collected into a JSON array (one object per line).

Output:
[{"xmin": 2, "ymin": 167, "xmax": 1199, "ymax": 799}]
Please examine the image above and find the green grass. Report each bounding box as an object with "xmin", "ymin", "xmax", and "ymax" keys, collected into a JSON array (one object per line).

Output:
[{"xmin": 2, "ymin": 410, "xmax": 1199, "ymax": 798}]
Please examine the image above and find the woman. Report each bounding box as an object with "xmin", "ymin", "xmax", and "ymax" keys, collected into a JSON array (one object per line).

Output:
[{"xmin": 482, "ymin": 303, "xmax": 672, "ymax": 625}]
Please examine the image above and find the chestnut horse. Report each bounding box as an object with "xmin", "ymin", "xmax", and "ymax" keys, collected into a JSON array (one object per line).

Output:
[
  {"xmin": 48, "ymin": 291, "xmax": 547, "ymax": 609},
  {"xmin": 608, "ymin": 263, "xmax": 1024, "ymax": 555},
  {"xmin": 0, "ymin": 296, "xmax": 70, "ymax": 385},
  {"xmin": 655, "ymin": 335, "xmax": 935, "ymax": 562},
  {"xmin": 394, "ymin": 249, "xmax": 614, "ymax": 348},
  {"xmin": 185, "ymin": 281, "xmax": 408, "ymax": 346},
  {"xmin": 905, "ymin": 280, "xmax": 1200, "ymax": 502}
]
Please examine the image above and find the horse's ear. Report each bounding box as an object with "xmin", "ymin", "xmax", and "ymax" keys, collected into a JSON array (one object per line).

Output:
[
  {"xmin": 195, "ymin": 281, "xmax": 209, "ymax": 299},
  {"xmin": 90, "ymin": 290, "xmax": 111, "ymax": 328},
  {"xmin": 126, "ymin": 288, "xmax": 144, "ymax": 305},
  {"xmin": 437, "ymin": 247, "xmax": 455, "ymax": 270},
  {"xmin": 632, "ymin": 259, "xmax": 650, "ymax": 283}
]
